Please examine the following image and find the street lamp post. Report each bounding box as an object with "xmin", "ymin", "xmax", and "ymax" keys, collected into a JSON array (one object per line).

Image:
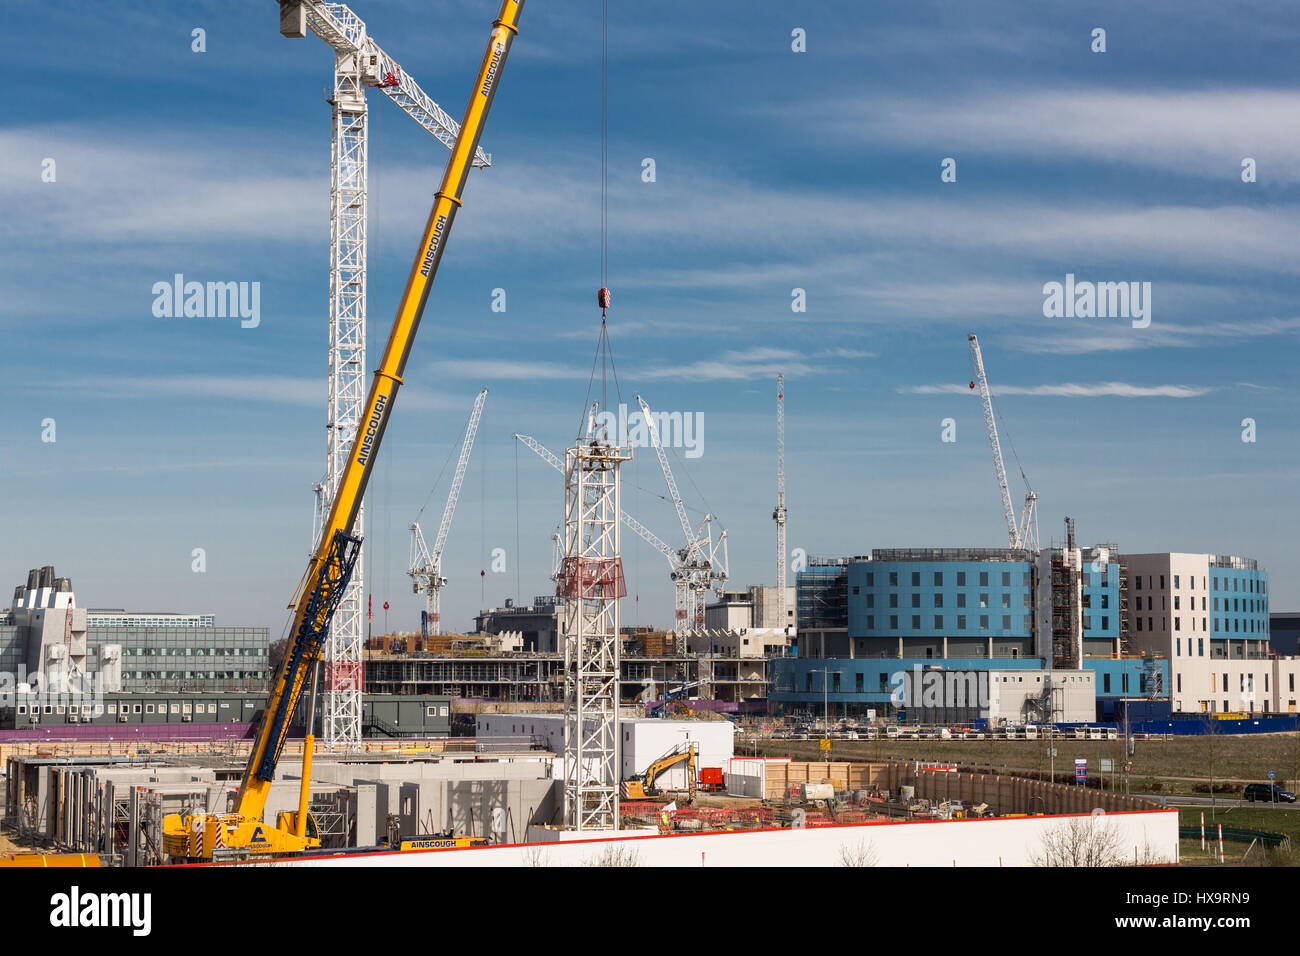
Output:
[{"xmin": 809, "ymin": 667, "xmax": 839, "ymax": 763}]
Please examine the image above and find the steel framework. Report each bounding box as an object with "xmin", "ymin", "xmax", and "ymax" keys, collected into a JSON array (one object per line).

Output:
[
  {"xmin": 968, "ymin": 333, "xmax": 1038, "ymax": 553},
  {"xmin": 635, "ymin": 395, "xmax": 729, "ymax": 647},
  {"xmin": 285, "ymin": 0, "xmax": 491, "ymax": 750},
  {"xmin": 556, "ymin": 437, "xmax": 629, "ymax": 830},
  {"xmin": 515, "ymin": 433, "xmax": 727, "ymax": 647},
  {"xmin": 774, "ymin": 374, "xmax": 787, "ymax": 628}
]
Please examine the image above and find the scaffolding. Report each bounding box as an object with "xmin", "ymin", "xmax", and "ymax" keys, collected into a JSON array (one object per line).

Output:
[{"xmin": 558, "ymin": 438, "xmax": 630, "ymax": 831}]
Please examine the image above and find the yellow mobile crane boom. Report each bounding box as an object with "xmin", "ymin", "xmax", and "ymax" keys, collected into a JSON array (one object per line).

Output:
[{"xmin": 163, "ymin": 0, "xmax": 525, "ymax": 861}]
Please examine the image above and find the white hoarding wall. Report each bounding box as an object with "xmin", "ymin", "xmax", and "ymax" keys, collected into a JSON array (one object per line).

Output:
[{"xmin": 280, "ymin": 810, "xmax": 1178, "ymax": 868}]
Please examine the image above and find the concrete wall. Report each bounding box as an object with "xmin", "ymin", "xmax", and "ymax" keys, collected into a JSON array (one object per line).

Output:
[{"xmin": 277, "ymin": 809, "xmax": 1179, "ymax": 867}]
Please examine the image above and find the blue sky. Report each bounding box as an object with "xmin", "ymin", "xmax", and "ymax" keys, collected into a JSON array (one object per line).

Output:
[{"xmin": 3, "ymin": 0, "xmax": 1298, "ymax": 636}]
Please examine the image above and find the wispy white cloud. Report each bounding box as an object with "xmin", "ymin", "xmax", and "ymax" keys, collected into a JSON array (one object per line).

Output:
[
  {"xmin": 1017, "ymin": 316, "xmax": 1300, "ymax": 354},
  {"xmin": 59, "ymin": 374, "xmax": 454, "ymax": 411},
  {"xmin": 901, "ymin": 382, "xmax": 1213, "ymax": 398},
  {"xmin": 807, "ymin": 87, "xmax": 1300, "ymax": 183}
]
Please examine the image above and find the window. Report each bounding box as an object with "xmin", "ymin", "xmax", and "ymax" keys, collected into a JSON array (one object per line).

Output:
[
  {"xmin": 889, "ymin": 572, "xmax": 898, "ymax": 586},
  {"xmin": 1002, "ymin": 615, "xmax": 1011, "ymax": 630},
  {"xmin": 427, "ymin": 706, "xmax": 437, "ymax": 717},
  {"xmin": 1104, "ymin": 674, "xmax": 1111, "ymax": 694},
  {"xmin": 1176, "ymin": 638, "xmax": 1181, "ymax": 656},
  {"xmin": 1175, "ymin": 618, "xmax": 1181, "ymax": 631},
  {"xmin": 1136, "ymin": 617, "xmax": 1143, "ymax": 632},
  {"xmin": 146, "ymin": 705, "xmax": 155, "ymax": 714},
  {"xmin": 911, "ymin": 593, "xmax": 920, "ymax": 608},
  {"xmin": 866, "ymin": 572, "xmax": 874, "ymax": 586},
  {"xmin": 1101, "ymin": 594, "xmax": 1109, "ymax": 609},
  {"xmin": 957, "ymin": 594, "xmax": 966, "ymax": 608},
  {"xmin": 852, "ymin": 586, "xmax": 860, "ymax": 595},
  {"xmin": 911, "ymin": 571, "xmax": 920, "ymax": 586},
  {"xmin": 1101, "ymin": 616, "xmax": 1109, "ymax": 630},
  {"xmin": 979, "ymin": 594, "xmax": 989, "ymax": 608},
  {"xmin": 866, "ymin": 594, "xmax": 874, "ymax": 608},
  {"xmin": 1174, "ymin": 575, "xmax": 1180, "ymax": 589},
  {"xmin": 1136, "ymin": 575, "xmax": 1142, "ymax": 589},
  {"xmin": 1160, "ymin": 575, "xmax": 1166, "ymax": 589},
  {"xmin": 1001, "ymin": 571, "xmax": 1010, "ymax": 586},
  {"xmin": 1001, "ymin": 594, "xmax": 1010, "ymax": 608},
  {"xmin": 867, "ymin": 615, "xmax": 874, "ymax": 629},
  {"xmin": 1198, "ymin": 639, "xmax": 1204, "ymax": 657},
  {"xmin": 934, "ymin": 594, "xmax": 944, "ymax": 608},
  {"xmin": 889, "ymin": 616, "xmax": 898, "ymax": 630},
  {"xmin": 1174, "ymin": 596, "xmax": 1180, "ymax": 610},
  {"xmin": 957, "ymin": 571, "xmax": 966, "ymax": 586},
  {"xmin": 980, "ymin": 571, "xmax": 989, "ymax": 587},
  {"xmin": 934, "ymin": 572, "xmax": 943, "ymax": 586},
  {"xmin": 979, "ymin": 615, "xmax": 989, "ymax": 630},
  {"xmin": 889, "ymin": 594, "xmax": 898, "ymax": 608},
  {"xmin": 934, "ymin": 615, "xmax": 944, "ymax": 629},
  {"xmin": 911, "ymin": 615, "xmax": 920, "ymax": 630},
  {"xmin": 855, "ymin": 673, "xmax": 864, "ymax": 692},
  {"xmin": 957, "ymin": 615, "xmax": 966, "ymax": 630}
]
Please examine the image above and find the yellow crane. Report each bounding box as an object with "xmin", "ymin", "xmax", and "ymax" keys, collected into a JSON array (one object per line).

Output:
[
  {"xmin": 162, "ymin": 0, "xmax": 525, "ymax": 862},
  {"xmin": 623, "ymin": 744, "xmax": 698, "ymax": 801}
]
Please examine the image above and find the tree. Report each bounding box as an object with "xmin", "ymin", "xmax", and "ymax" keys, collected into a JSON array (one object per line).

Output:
[
  {"xmin": 267, "ymin": 637, "xmax": 289, "ymax": 680},
  {"xmin": 1030, "ymin": 815, "xmax": 1125, "ymax": 867},
  {"xmin": 837, "ymin": 839, "xmax": 879, "ymax": 867}
]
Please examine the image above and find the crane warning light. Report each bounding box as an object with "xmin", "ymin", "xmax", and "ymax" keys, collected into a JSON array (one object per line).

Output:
[{"xmin": 969, "ymin": 381, "xmax": 976, "ymax": 389}]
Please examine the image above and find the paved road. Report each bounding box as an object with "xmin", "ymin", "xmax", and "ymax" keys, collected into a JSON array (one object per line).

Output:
[{"xmin": 1148, "ymin": 793, "xmax": 1300, "ymax": 810}]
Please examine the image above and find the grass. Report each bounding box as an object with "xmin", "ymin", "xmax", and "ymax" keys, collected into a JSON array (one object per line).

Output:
[{"xmin": 748, "ymin": 733, "xmax": 1300, "ymax": 795}]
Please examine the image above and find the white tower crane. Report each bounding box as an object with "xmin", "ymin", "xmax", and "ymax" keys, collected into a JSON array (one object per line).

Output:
[
  {"xmin": 514, "ymin": 433, "xmax": 727, "ymax": 648},
  {"xmin": 634, "ymin": 395, "xmax": 729, "ymax": 647},
  {"xmin": 774, "ymin": 374, "xmax": 788, "ymax": 630},
  {"xmin": 968, "ymin": 333, "xmax": 1037, "ymax": 551},
  {"xmin": 281, "ymin": 0, "xmax": 492, "ymax": 750},
  {"xmin": 409, "ymin": 389, "xmax": 488, "ymax": 636}
]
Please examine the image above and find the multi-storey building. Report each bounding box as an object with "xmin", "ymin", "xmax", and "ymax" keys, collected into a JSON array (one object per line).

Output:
[
  {"xmin": 0, "ymin": 566, "xmax": 269, "ymax": 696},
  {"xmin": 1123, "ymin": 553, "xmax": 1292, "ymax": 714}
]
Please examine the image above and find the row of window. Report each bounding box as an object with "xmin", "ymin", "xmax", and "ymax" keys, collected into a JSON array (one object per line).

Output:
[
  {"xmin": 866, "ymin": 570, "xmax": 1031, "ymax": 588},
  {"xmin": 16, "ymin": 701, "xmax": 231, "ymax": 716},
  {"xmin": 121, "ymin": 647, "xmax": 262, "ymax": 656},
  {"xmin": 865, "ymin": 614, "xmax": 1032, "ymax": 632},
  {"xmin": 1133, "ymin": 574, "xmax": 1267, "ymax": 594},
  {"xmin": 861, "ymin": 592, "xmax": 1030, "ymax": 609},
  {"xmin": 1133, "ymin": 594, "xmax": 1268, "ymax": 614}
]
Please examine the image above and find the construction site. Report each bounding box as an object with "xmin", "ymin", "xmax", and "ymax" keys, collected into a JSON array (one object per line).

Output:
[{"xmin": 4, "ymin": 1, "xmax": 1267, "ymax": 875}]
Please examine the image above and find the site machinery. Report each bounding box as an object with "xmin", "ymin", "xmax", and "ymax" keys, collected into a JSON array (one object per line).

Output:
[{"xmin": 161, "ymin": 0, "xmax": 525, "ymax": 861}]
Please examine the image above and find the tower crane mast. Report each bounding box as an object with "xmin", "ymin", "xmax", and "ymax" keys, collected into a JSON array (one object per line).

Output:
[
  {"xmin": 409, "ymin": 388, "xmax": 488, "ymax": 636},
  {"xmin": 161, "ymin": 0, "xmax": 524, "ymax": 859},
  {"xmin": 635, "ymin": 394, "xmax": 728, "ymax": 646},
  {"xmin": 284, "ymin": 0, "xmax": 492, "ymax": 751},
  {"xmin": 774, "ymin": 374, "xmax": 787, "ymax": 629},
  {"xmin": 968, "ymin": 333, "xmax": 1037, "ymax": 551}
]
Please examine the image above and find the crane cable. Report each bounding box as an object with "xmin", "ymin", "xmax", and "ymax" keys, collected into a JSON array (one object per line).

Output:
[{"xmin": 580, "ymin": 0, "xmax": 619, "ymax": 436}]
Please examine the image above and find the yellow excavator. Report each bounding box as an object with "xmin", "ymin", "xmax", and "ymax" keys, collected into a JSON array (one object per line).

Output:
[
  {"xmin": 161, "ymin": 0, "xmax": 525, "ymax": 862},
  {"xmin": 623, "ymin": 744, "xmax": 697, "ymax": 801}
]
